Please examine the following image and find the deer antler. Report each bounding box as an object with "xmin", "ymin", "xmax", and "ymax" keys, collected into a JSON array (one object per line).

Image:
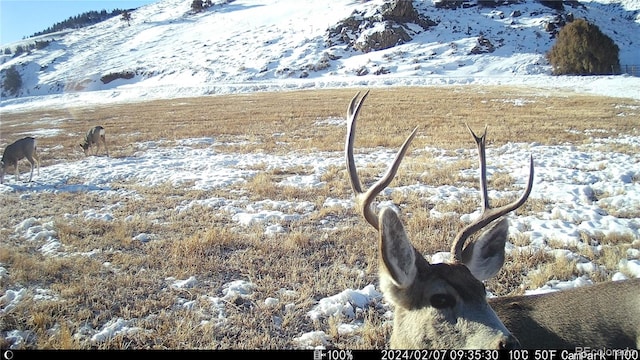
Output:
[
  {"xmin": 450, "ymin": 125, "xmax": 534, "ymax": 262},
  {"xmin": 345, "ymin": 91, "xmax": 417, "ymax": 230}
]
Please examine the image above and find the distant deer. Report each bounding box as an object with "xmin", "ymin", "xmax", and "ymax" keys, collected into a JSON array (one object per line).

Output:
[
  {"xmin": 345, "ymin": 91, "xmax": 640, "ymax": 349},
  {"xmin": 80, "ymin": 126, "xmax": 109, "ymax": 156},
  {"xmin": 1, "ymin": 137, "xmax": 40, "ymax": 184}
]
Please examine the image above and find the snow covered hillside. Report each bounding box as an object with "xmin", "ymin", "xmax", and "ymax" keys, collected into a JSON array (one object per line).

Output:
[{"xmin": 1, "ymin": 0, "xmax": 640, "ymax": 110}]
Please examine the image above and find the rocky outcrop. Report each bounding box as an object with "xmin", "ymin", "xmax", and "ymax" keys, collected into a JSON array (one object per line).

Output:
[
  {"xmin": 326, "ymin": 0, "xmax": 436, "ymax": 53},
  {"xmin": 469, "ymin": 36, "xmax": 495, "ymax": 54}
]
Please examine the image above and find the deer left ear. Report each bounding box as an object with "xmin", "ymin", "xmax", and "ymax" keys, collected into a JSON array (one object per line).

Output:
[
  {"xmin": 379, "ymin": 207, "xmax": 417, "ymax": 289},
  {"xmin": 460, "ymin": 218, "xmax": 509, "ymax": 281}
]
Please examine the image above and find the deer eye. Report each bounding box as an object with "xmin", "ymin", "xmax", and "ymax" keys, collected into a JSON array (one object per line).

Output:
[{"xmin": 430, "ymin": 294, "xmax": 456, "ymax": 309}]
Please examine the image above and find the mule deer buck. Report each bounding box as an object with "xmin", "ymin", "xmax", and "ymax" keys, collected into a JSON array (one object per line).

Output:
[
  {"xmin": 80, "ymin": 125, "xmax": 109, "ymax": 157},
  {"xmin": 1, "ymin": 137, "xmax": 40, "ymax": 184},
  {"xmin": 345, "ymin": 91, "xmax": 640, "ymax": 349}
]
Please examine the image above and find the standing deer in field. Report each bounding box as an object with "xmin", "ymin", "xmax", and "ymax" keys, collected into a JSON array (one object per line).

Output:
[
  {"xmin": 345, "ymin": 90, "xmax": 640, "ymax": 349},
  {"xmin": 1, "ymin": 137, "xmax": 40, "ymax": 184},
  {"xmin": 80, "ymin": 125, "xmax": 109, "ymax": 157}
]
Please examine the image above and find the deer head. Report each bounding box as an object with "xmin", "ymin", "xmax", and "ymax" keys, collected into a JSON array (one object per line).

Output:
[{"xmin": 345, "ymin": 91, "xmax": 533, "ymax": 349}]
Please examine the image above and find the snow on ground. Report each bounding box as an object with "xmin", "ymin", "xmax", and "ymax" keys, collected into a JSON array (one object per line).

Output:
[{"xmin": 1, "ymin": 105, "xmax": 639, "ymax": 348}]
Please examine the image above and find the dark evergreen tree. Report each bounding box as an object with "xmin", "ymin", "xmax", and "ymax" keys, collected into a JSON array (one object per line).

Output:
[
  {"xmin": 121, "ymin": 10, "xmax": 132, "ymax": 26},
  {"xmin": 547, "ymin": 18, "xmax": 620, "ymax": 75},
  {"xmin": 3, "ymin": 66, "xmax": 22, "ymax": 95},
  {"xmin": 191, "ymin": 0, "xmax": 204, "ymax": 12}
]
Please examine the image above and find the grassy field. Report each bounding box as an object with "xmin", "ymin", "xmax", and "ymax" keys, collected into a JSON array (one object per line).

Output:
[{"xmin": 0, "ymin": 86, "xmax": 639, "ymax": 349}]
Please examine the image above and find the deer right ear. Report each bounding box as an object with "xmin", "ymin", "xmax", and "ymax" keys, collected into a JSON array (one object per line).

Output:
[
  {"xmin": 460, "ymin": 218, "xmax": 509, "ymax": 281},
  {"xmin": 379, "ymin": 207, "xmax": 417, "ymax": 289}
]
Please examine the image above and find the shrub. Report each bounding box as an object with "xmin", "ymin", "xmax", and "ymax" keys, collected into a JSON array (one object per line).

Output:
[
  {"xmin": 100, "ymin": 70, "xmax": 135, "ymax": 84},
  {"xmin": 2, "ymin": 65, "xmax": 22, "ymax": 95},
  {"xmin": 121, "ymin": 11, "xmax": 132, "ymax": 26},
  {"xmin": 191, "ymin": 0, "xmax": 204, "ymax": 12},
  {"xmin": 14, "ymin": 45, "xmax": 26, "ymax": 56},
  {"xmin": 547, "ymin": 18, "xmax": 620, "ymax": 75},
  {"xmin": 35, "ymin": 40, "xmax": 51, "ymax": 50}
]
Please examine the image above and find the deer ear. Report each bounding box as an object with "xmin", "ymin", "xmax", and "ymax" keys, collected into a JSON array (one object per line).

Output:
[
  {"xmin": 461, "ymin": 218, "xmax": 509, "ymax": 281},
  {"xmin": 379, "ymin": 207, "xmax": 417, "ymax": 289}
]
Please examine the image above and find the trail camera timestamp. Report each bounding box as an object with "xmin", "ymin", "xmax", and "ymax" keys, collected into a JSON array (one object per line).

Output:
[{"xmin": 381, "ymin": 350, "xmax": 500, "ymax": 360}]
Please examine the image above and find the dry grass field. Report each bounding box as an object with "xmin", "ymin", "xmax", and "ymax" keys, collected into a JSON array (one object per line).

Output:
[{"xmin": 0, "ymin": 86, "xmax": 639, "ymax": 349}]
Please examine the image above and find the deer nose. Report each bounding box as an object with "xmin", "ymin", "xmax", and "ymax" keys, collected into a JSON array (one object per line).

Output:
[{"xmin": 499, "ymin": 334, "xmax": 521, "ymax": 349}]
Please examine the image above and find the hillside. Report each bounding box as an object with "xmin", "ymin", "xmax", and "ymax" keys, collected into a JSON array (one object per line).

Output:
[{"xmin": 1, "ymin": 0, "xmax": 639, "ymax": 109}]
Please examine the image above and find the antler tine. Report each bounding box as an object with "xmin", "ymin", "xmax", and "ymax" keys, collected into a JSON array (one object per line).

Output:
[
  {"xmin": 451, "ymin": 125, "xmax": 534, "ymax": 262},
  {"xmin": 466, "ymin": 124, "xmax": 490, "ymax": 210},
  {"xmin": 346, "ymin": 90, "xmax": 370, "ymax": 195},
  {"xmin": 345, "ymin": 90, "xmax": 418, "ymax": 230}
]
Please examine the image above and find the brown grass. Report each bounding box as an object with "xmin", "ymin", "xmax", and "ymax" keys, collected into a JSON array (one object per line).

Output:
[{"xmin": 1, "ymin": 86, "xmax": 639, "ymax": 349}]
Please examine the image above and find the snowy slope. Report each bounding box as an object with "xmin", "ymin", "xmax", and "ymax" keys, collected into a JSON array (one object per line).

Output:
[{"xmin": 1, "ymin": 0, "xmax": 640, "ymax": 111}]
